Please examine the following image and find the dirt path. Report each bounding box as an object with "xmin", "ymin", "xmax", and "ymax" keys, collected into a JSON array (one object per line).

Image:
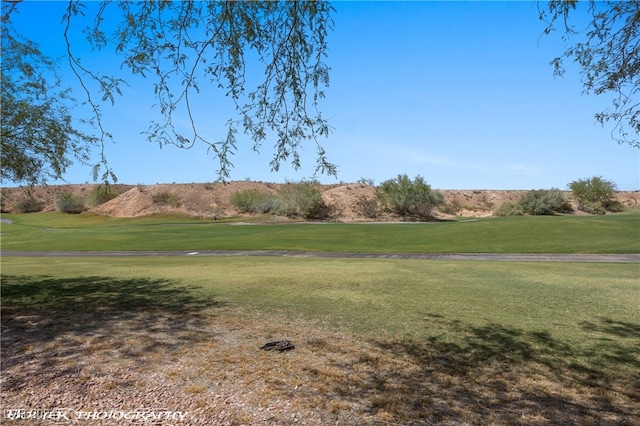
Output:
[{"xmin": 2, "ymin": 250, "xmax": 638, "ymax": 263}]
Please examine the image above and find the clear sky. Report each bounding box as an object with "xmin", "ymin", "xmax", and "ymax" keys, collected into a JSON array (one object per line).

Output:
[{"xmin": 7, "ymin": 1, "xmax": 640, "ymax": 190}]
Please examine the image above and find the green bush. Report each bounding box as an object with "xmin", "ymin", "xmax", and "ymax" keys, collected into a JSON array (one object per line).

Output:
[
  {"xmin": 569, "ymin": 176, "xmax": 620, "ymax": 213},
  {"xmin": 56, "ymin": 191, "xmax": 86, "ymax": 214},
  {"xmin": 275, "ymin": 181, "xmax": 328, "ymax": 219},
  {"xmin": 230, "ymin": 181, "xmax": 327, "ymax": 219},
  {"xmin": 603, "ymin": 199, "xmax": 625, "ymax": 212},
  {"xmin": 152, "ymin": 191, "xmax": 180, "ymax": 206},
  {"xmin": 518, "ymin": 189, "xmax": 572, "ymax": 215},
  {"xmin": 88, "ymin": 185, "xmax": 119, "ymax": 207},
  {"xmin": 493, "ymin": 201, "xmax": 524, "ymax": 217},
  {"xmin": 13, "ymin": 197, "xmax": 44, "ymax": 213},
  {"xmin": 580, "ymin": 201, "xmax": 607, "ymax": 215},
  {"xmin": 230, "ymin": 189, "xmax": 276, "ymax": 214},
  {"xmin": 377, "ymin": 174, "xmax": 444, "ymax": 218}
]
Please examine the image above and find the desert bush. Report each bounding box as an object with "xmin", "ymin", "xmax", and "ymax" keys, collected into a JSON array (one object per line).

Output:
[
  {"xmin": 603, "ymin": 199, "xmax": 625, "ymax": 212},
  {"xmin": 579, "ymin": 201, "xmax": 607, "ymax": 215},
  {"xmin": 13, "ymin": 197, "xmax": 44, "ymax": 213},
  {"xmin": 56, "ymin": 191, "xmax": 86, "ymax": 213},
  {"xmin": 493, "ymin": 201, "xmax": 524, "ymax": 217},
  {"xmin": 439, "ymin": 198, "xmax": 463, "ymax": 215},
  {"xmin": 518, "ymin": 189, "xmax": 572, "ymax": 215},
  {"xmin": 354, "ymin": 194, "xmax": 380, "ymax": 218},
  {"xmin": 275, "ymin": 180, "xmax": 328, "ymax": 219},
  {"xmin": 230, "ymin": 189, "xmax": 276, "ymax": 214},
  {"xmin": 152, "ymin": 191, "xmax": 180, "ymax": 206},
  {"xmin": 377, "ymin": 174, "xmax": 444, "ymax": 218},
  {"xmin": 357, "ymin": 177, "xmax": 376, "ymax": 186},
  {"xmin": 231, "ymin": 182, "xmax": 327, "ymax": 218},
  {"xmin": 569, "ymin": 176, "xmax": 619, "ymax": 214},
  {"xmin": 88, "ymin": 185, "xmax": 119, "ymax": 206}
]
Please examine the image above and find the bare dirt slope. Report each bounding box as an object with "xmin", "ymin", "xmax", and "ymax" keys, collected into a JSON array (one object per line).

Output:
[{"xmin": 1, "ymin": 182, "xmax": 638, "ymax": 220}]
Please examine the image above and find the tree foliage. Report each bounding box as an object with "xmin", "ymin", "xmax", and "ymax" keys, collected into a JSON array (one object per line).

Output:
[
  {"xmin": 1, "ymin": 2, "xmax": 97, "ymax": 186},
  {"xmin": 540, "ymin": 1, "xmax": 640, "ymax": 148},
  {"xmin": 568, "ymin": 176, "xmax": 621, "ymax": 214},
  {"xmin": 2, "ymin": 1, "xmax": 335, "ymax": 184},
  {"xmin": 71, "ymin": 0, "xmax": 335, "ymax": 181},
  {"xmin": 378, "ymin": 174, "xmax": 444, "ymax": 218}
]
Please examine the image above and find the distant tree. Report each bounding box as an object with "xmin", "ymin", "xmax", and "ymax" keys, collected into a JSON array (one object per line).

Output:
[
  {"xmin": 378, "ymin": 174, "xmax": 444, "ymax": 218},
  {"xmin": 1, "ymin": 1, "xmax": 336, "ymax": 184},
  {"xmin": 568, "ymin": 176, "xmax": 621, "ymax": 214},
  {"xmin": 1, "ymin": 4, "xmax": 97, "ymax": 186},
  {"xmin": 539, "ymin": 1, "xmax": 640, "ymax": 148},
  {"xmin": 518, "ymin": 188, "xmax": 572, "ymax": 215}
]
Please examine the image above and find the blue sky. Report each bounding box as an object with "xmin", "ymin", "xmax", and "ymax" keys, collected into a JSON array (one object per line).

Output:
[{"xmin": 8, "ymin": 1, "xmax": 640, "ymax": 190}]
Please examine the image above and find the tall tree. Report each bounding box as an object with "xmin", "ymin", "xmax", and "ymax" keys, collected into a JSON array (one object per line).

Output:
[
  {"xmin": 1, "ymin": 2, "xmax": 97, "ymax": 186},
  {"xmin": 2, "ymin": 1, "xmax": 335, "ymax": 184},
  {"xmin": 540, "ymin": 1, "xmax": 639, "ymax": 148}
]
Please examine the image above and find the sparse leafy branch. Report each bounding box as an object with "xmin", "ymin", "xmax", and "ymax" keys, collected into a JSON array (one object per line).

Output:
[
  {"xmin": 65, "ymin": 0, "xmax": 336, "ymax": 181},
  {"xmin": 539, "ymin": 0, "xmax": 639, "ymax": 148}
]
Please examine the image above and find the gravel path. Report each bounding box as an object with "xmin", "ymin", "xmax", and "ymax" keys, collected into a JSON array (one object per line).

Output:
[{"xmin": 2, "ymin": 250, "xmax": 638, "ymax": 263}]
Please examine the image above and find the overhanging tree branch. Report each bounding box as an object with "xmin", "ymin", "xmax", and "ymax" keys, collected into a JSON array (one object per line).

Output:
[
  {"xmin": 540, "ymin": 0, "xmax": 639, "ymax": 148},
  {"xmin": 66, "ymin": 0, "xmax": 336, "ymax": 181}
]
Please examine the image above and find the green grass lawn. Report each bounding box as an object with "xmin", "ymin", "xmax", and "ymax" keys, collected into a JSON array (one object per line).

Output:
[
  {"xmin": 2, "ymin": 210, "xmax": 639, "ymax": 253},
  {"xmin": 2, "ymin": 211, "xmax": 639, "ymax": 422},
  {"xmin": 3, "ymin": 256, "xmax": 638, "ymax": 363}
]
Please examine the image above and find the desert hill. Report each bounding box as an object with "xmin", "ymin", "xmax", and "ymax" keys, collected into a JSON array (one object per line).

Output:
[{"xmin": 1, "ymin": 182, "xmax": 638, "ymax": 221}]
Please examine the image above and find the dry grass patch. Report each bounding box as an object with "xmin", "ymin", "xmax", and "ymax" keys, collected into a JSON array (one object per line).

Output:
[{"xmin": 4, "ymin": 304, "xmax": 638, "ymax": 425}]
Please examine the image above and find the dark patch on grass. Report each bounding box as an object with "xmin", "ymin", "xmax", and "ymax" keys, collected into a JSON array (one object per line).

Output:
[
  {"xmin": 1, "ymin": 275, "xmax": 224, "ymax": 392},
  {"xmin": 339, "ymin": 316, "xmax": 640, "ymax": 424}
]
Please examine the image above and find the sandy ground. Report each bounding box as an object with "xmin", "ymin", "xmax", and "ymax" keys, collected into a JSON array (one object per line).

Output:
[{"xmin": 2, "ymin": 181, "xmax": 638, "ymax": 220}]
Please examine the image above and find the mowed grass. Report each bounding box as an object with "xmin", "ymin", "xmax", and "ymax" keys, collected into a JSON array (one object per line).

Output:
[
  {"xmin": 2, "ymin": 256, "xmax": 639, "ymax": 422},
  {"xmin": 2, "ymin": 211, "xmax": 639, "ymax": 422},
  {"xmin": 1, "ymin": 210, "xmax": 639, "ymax": 253},
  {"xmin": 5, "ymin": 257, "xmax": 636, "ymax": 340}
]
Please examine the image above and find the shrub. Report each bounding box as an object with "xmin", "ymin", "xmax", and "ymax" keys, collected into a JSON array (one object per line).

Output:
[
  {"xmin": 230, "ymin": 189, "xmax": 276, "ymax": 214},
  {"xmin": 493, "ymin": 201, "xmax": 524, "ymax": 217},
  {"xmin": 603, "ymin": 199, "xmax": 625, "ymax": 212},
  {"xmin": 518, "ymin": 189, "xmax": 572, "ymax": 215},
  {"xmin": 357, "ymin": 177, "xmax": 375, "ymax": 186},
  {"xmin": 377, "ymin": 174, "xmax": 444, "ymax": 218},
  {"xmin": 275, "ymin": 180, "xmax": 328, "ymax": 219},
  {"xmin": 580, "ymin": 201, "xmax": 607, "ymax": 215},
  {"xmin": 230, "ymin": 182, "xmax": 328, "ymax": 219},
  {"xmin": 13, "ymin": 197, "xmax": 43, "ymax": 213},
  {"xmin": 354, "ymin": 194, "xmax": 380, "ymax": 218},
  {"xmin": 569, "ymin": 176, "xmax": 620, "ymax": 213},
  {"xmin": 152, "ymin": 191, "xmax": 180, "ymax": 206},
  {"xmin": 56, "ymin": 191, "xmax": 86, "ymax": 213},
  {"xmin": 88, "ymin": 185, "xmax": 119, "ymax": 207}
]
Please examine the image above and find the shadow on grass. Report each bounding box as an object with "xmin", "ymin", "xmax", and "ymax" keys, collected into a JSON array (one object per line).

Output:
[
  {"xmin": 313, "ymin": 315, "xmax": 640, "ymax": 425},
  {"xmin": 1, "ymin": 274, "xmax": 224, "ymax": 392}
]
